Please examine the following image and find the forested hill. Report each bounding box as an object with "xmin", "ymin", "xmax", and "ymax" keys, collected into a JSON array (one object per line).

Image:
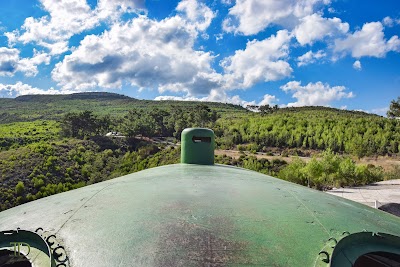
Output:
[
  {"xmin": 216, "ymin": 106, "xmax": 399, "ymax": 158},
  {"xmin": 0, "ymin": 92, "xmax": 246, "ymax": 123},
  {"xmin": 1, "ymin": 92, "xmax": 398, "ymax": 158}
]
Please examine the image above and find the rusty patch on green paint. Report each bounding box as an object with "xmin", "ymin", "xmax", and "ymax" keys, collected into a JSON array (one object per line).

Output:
[
  {"xmin": 155, "ymin": 199, "xmax": 249, "ymax": 266},
  {"xmin": 156, "ymin": 217, "xmax": 249, "ymax": 266}
]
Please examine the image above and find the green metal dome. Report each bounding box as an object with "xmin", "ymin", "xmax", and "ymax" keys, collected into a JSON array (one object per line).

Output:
[
  {"xmin": 1, "ymin": 128, "xmax": 400, "ymax": 266},
  {"xmin": 1, "ymin": 164, "xmax": 400, "ymax": 266}
]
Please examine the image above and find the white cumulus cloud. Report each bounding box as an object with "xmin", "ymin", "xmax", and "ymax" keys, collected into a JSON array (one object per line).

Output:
[
  {"xmin": 155, "ymin": 89, "xmax": 256, "ymax": 107},
  {"xmin": 6, "ymin": 0, "xmax": 145, "ymax": 55},
  {"xmin": 222, "ymin": 0, "xmax": 331, "ymax": 35},
  {"xmin": 176, "ymin": 0, "xmax": 216, "ymax": 31},
  {"xmin": 0, "ymin": 48, "xmax": 20, "ymax": 76},
  {"xmin": 294, "ymin": 13, "xmax": 349, "ymax": 45},
  {"xmin": 353, "ymin": 60, "xmax": 362, "ymax": 70},
  {"xmin": 52, "ymin": 13, "xmax": 221, "ymax": 95},
  {"xmin": 0, "ymin": 82, "xmax": 71, "ymax": 98},
  {"xmin": 297, "ymin": 50, "xmax": 326, "ymax": 66},
  {"xmin": 156, "ymin": 90, "xmax": 280, "ymax": 108},
  {"xmin": 96, "ymin": 0, "xmax": 145, "ymax": 20},
  {"xmin": 371, "ymin": 107, "xmax": 388, "ymax": 116},
  {"xmin": 259, "ymin": 94, "xmax": 278, "ymax": 106},
  {"xmin": 334, "ymin": 21, "xmax": 400, "ymax": 58},
  {"xmin": 382, "ymin": 16, "xmax": 394, "ymax": 27},
  {"xmin": 221, "ymin": 30, "xmax": 293, "ymax": 88},
  {"xmin": 280, "ymin": 81, "xmax": 354, "ymax": 106},
  {"xmin": 0, "ymin": 47, "xmax": 50, "ymax": 77}
]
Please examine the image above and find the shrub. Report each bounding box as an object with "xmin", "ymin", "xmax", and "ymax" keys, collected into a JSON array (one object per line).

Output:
[{"xmin": 15, "ymin": 181, "xmax": 25, "ymax": 195}]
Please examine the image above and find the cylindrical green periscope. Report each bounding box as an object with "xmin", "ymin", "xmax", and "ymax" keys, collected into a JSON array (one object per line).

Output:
[{"xmin": 181, "ymin": 128, "xmax": 215, "ymax": 165}]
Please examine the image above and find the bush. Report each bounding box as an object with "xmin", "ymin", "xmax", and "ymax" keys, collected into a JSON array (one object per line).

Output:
[
  {"xmin": 278, "ymin": 158, "xmax": 307, "ymax": 185},
  {"xmin": 237, "ymin": 145, "xmax": 245, "ymax": 152},
  {"xmin": 278, "ymin": 149, "xmax": 385, "ymax": 189},
  {"xmin": 15, "ymin": 181, "xmax": 25, "ymax": 195}
]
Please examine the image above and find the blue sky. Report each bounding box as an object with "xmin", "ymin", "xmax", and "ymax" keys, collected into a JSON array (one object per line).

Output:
[{"xmin": 0, "ymin": 0, "xmax": 399, "ymax": 115}]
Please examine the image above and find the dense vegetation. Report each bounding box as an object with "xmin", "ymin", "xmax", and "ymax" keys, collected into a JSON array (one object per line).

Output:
[
  {"xmin": 0, "ymin": 92, "xmax": 399, "ymax": 211},
  {"xmin": 0, "ymin": 120, "xmax": 59, "ymax": 151},
  {"xmin": 215, "ymin": 107, "xmax": 400, "ymax": 158},
  {"xmin": 277, "ymin": 149, "xmax": 390, "ymax": 190},
  {"xmin": 0, "ymin": 139, "xmax": 180, "ymax": 211}
]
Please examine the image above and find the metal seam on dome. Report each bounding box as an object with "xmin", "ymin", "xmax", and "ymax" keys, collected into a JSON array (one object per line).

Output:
[
  {"xmin": 284, "ymin": 188, "xmax": 330, "ymax": 236},
  {"xmin": 55, "ymin": 183, "xmax": 115, "ymax": 235}
]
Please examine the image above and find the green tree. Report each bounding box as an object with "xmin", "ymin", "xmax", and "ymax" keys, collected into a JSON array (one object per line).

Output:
[
  {"xmin": 123, "ymin": 109, "xmax": 157, "ymax": 137},
  {"xmin": 259, "ymin": 105, "xmax": 273, "ymax": 115},
  {"xmin": 303, "ymin": 157, "xmax": 323, "ymax": 188},
  {"xmin": 338, "ymin": 157, "xmax": 356, "ymax": 186},
  {"xmin": 278, "ymin": 158, "xmax": 307, "ymax": 185},
  {"xmin": 148, "ymin": 108, "xmax": 170, "ymax": 136},
  {"xmin": 192, "ymin": 104, "xmax": 218, "ymax": 127},
  {"xmin": 387, "ymin": 97, "xmax": 400, "ymax": 118},
  {"xmin": 97, "ymin": 115, "xmax": 112, "ymax": 135},
  {"xmin": 60, "ymin": 110, "xmax": 106, "ymax": 138},
  {"xmin": 15, "ymin": 181, "xmax": 25, "ymax": 195}
]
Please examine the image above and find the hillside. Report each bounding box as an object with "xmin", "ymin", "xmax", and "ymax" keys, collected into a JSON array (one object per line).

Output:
[
  {"xmin": 1, "ymin": 92, "xmax": 399, "ymax": 156},
  {"xmin": 1, "ymin": 92, "xmax": 399, "ymax": 157}
]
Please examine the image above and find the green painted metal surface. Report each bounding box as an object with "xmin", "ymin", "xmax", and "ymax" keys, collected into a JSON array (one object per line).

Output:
[
  {"xmin": 1, "ymin": 164, "xmax": 400, "ymax": 266},
  {"xmin": 0, "ymin": 229, "xmax": 55, "ymax": 267},
  {"xmin": 181, "ymin": 128, "xmax": 215, "ymax": 165},
  {"xmin": 330, "ymin": 232, "xmax": 400, "ymax": 266}
]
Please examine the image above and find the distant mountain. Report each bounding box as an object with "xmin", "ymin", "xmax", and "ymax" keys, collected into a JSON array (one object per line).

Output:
[
  {"xmin": 15, "ymin": 92, "xmax": 134, "ymax": 102},
  {"xmin": 1, "ymin": 92, "xmax": 383, "ymax": 125},
  {"xmin": 0, "ymin": 92, "xmax": 246, "ymax": 123}
]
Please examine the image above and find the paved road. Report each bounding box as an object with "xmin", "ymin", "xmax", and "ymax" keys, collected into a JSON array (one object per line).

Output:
[{"xmin": 327, "ymin": 179, "xmax": 400, "ymax": 209}]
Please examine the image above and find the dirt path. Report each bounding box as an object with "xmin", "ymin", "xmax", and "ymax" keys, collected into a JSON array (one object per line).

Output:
[
  {"xmin": 215, "ymin": 149, "xmax": 311, "ymax": 163},
  {"xmin": 357, "ymin": 157, "xmax": 400, "ymax": 170}
]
